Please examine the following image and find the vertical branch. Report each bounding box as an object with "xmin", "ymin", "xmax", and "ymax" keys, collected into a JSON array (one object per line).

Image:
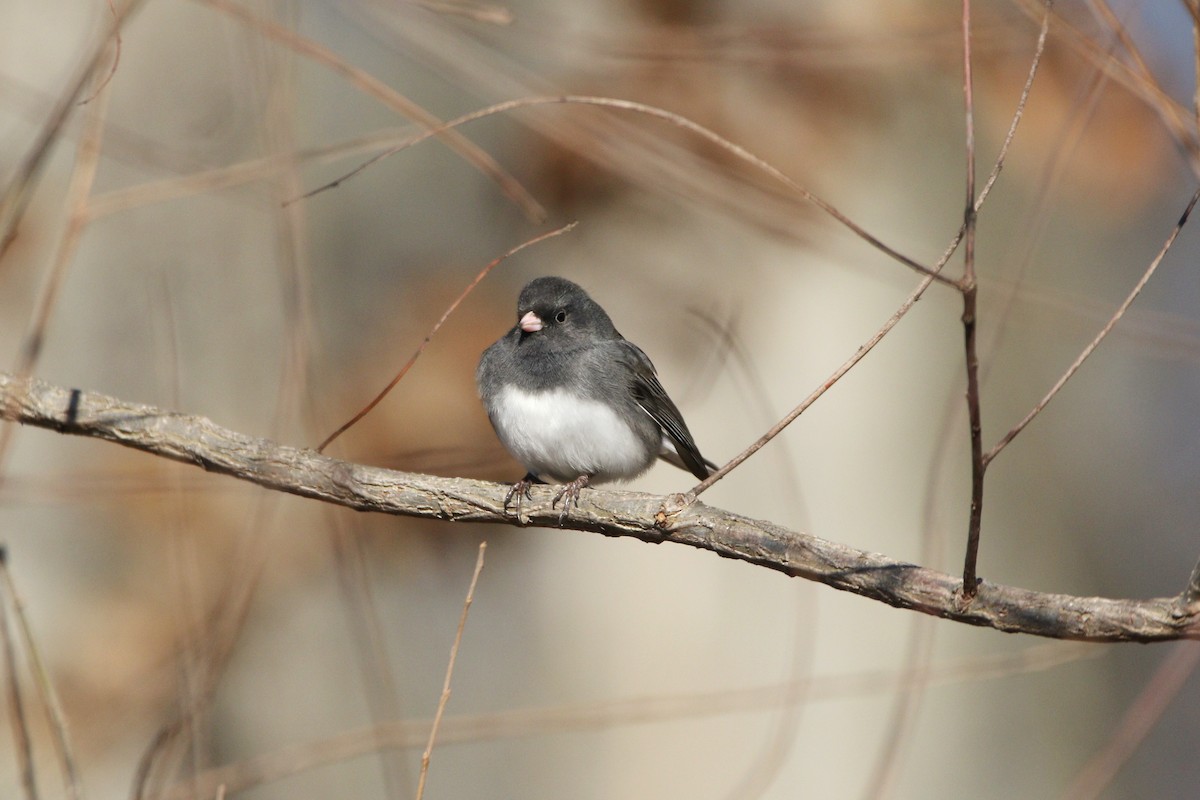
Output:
[{"xmin": 959, "ymin": 0, "xmax": 986, "ymax": 598}]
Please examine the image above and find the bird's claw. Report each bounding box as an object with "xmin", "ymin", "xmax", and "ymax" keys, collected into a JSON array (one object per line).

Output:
[
  {"xmin": 503, "ymin": 474, "xmax": 538, "ymax": 519},
  {"xmin": 551, "ymin": 475, "xmax": 591, "ymax": 525}
]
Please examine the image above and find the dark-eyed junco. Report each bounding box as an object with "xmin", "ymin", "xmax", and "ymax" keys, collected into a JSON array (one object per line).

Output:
[{"xmin": 477, "ymin": 276, "xmax": 714, "ymax": 518}]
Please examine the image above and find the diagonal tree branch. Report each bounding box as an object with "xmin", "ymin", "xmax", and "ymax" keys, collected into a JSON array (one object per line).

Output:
[
  {"xmin": 984, "ymin": 185, "xmax": 1200, "ymax": 465},
  {"xmin": 2, "ymin": 371, "xmax": 1198, "ymax": 643}
]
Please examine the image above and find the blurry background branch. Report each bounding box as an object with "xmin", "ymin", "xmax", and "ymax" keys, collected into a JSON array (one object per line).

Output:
[{"xmin": 4, "ymin": 370, "xmax": 1198, "ymax": 644}]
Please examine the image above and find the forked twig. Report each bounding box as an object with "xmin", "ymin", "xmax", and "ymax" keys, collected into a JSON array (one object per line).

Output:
[
  {"xmin": 415, "ymin": 542, "xmax": 487, "ymax": 800},
  {"xmin": 866, "ymin": 6, "xmax": 1055, "ymax": 784},
  {"xmin": 920, "ymin": 1, "xmax": 1052, "ymax": 299},
  {"xmin": 316, "ymin": 222, "xmax": 577, "ymax": 453}
]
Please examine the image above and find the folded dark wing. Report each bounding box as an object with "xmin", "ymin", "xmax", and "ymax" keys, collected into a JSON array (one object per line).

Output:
[{"xmin": 621, "ymin": 341, "xmax": 712, "ymax": 480}]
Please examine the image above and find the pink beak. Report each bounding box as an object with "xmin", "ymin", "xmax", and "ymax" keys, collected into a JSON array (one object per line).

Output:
[{"xmin": 519, "ymin": 311, "xmax": 543, "ymax": 333}]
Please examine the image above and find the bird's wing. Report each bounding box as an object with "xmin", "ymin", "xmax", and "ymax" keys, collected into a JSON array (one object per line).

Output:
[{"xmin": 620, "ymin": 341, "xmax": 712, "ymax": 480}]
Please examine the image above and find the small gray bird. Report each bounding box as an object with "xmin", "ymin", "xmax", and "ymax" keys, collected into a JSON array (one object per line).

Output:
[{"xmin": 477, "ymin": 276, "xmax": 714, "ymax": 518}]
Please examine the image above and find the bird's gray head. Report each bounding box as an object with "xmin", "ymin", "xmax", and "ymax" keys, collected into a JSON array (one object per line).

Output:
[{"xmin": 514, "ymin": 277, "xmax": 617, "ymax": 345}]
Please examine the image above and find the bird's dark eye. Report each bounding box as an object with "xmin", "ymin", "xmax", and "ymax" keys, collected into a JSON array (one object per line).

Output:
[{"xmin": 554, "ymin": 310, "xmax": 567, "ymax": 323}]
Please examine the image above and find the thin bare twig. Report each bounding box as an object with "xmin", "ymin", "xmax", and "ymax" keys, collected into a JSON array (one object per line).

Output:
[
  {"xmin": 893, "ymin": 0, "xmax": 1052, "ymax": 358},
  {"xmin": 295, "ymin": 94, "xmax": 954, "ymax": 286},
  {"xmin": 975, "ymin": 1, "xmax": 1053, "ymax": 211},
  {"xmin": 415, "ymin": 542, "xmax": 487, "ymax": 800},
  {"xmin": 960, "ymin": 0, "xmax": 986, "ymax": 599},
  {"xmin": 691, "ymin": 265, "xmax": 948, "ymax": 496},
  {"xmin": 984, "ymin": 187, "xmax": 1200, "ymax": 464},
  {"xmin": 316, "ymin": 221, "xmax": 578, "ymax": 453}
]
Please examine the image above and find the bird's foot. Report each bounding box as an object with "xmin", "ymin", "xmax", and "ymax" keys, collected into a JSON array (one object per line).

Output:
[
  {"xmin": 551, "ymin": 474, "xmax": 591, "ymax": 525},
  {"xmin": 503, "ymin": 473, "xmax": 541, "ymax": 519}
]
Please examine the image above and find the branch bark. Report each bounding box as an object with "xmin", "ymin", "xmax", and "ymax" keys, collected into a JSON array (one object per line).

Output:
[{"xmin": 2, "ymin": 371, "xmax": 1198, "ymax": 643}]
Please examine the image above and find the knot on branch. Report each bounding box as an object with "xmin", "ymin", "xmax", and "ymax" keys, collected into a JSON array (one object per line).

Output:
[{"xmin": 654, "ymin": 493, "xmax": 694, "ymax": 533}]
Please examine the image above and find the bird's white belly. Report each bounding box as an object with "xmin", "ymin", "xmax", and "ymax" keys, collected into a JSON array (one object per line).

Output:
[{"xmin": 490, "ymin": 386, "xmax": 654, "ymax": 482}]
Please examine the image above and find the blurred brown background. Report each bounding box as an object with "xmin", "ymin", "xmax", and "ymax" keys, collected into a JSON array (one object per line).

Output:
[{"xmin": 1, "ymin": 1, "xmax": 1198, "ymax": 798}]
